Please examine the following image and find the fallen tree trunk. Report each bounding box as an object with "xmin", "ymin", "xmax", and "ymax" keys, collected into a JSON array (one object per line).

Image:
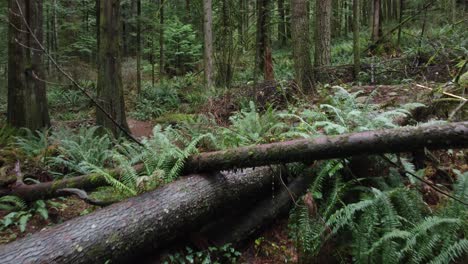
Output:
[
  {"xmin": 184, "ymin": 122, "xmax": 468, "ymax": 173},
  {"xmin": 201, "ymin": 173, "xmax": 312, "ymax": 246},
  {"xmin": 0, "ymin": 167, "xmax": 283, "ymax": 264},
  {"xmin": 2, "ymin": 122, "xmax": 467, "ymax": 201}
]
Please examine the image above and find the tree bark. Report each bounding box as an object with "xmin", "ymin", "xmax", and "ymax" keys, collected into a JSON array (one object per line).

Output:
[
  {"xmin": 159, "ymin": 0, "xmax": 165, "ymax": 76},
  {"xmin": 96, "ymin": 0, "xmax": 130, "ymax": 136},
  {"xmin": 353, "ymin": 0, "xmax": 361, "ymax": 77},
  {"xmin": 201, "ymin": 173, "xmax": 312, "ymax": 246},
  {"xmin": 397, "ymin": 0, "xmax": 404, "ymax": 47},
  {"xmin": 7, "ymin": 0, "xmax": 51, "ymax": 131},
  {"xmin": 290, "ymin": 0, "xmax": 315, "ymax": 91},
  {"xmin": 203, "ymin": 0, "xmax": 214, "ymax": 89},
  {"xmin": 136, "ymin": 0, "xmax": 142, "ymax": 94},
  {"xmin": 278, "ymin": 0, "xmax": 287, "ymax": 47},
  {"xmin": 2, "ymin": 122, "xmax": 466, "ymax": 201},
  {"xmin": 0, "ymin": 167, "xmax": 282, "ymax": 263},
  {"xmin": 371, "ymin": 0, "xmax": 381, "ymax": 42},
  {"xmin": 184, "ymin": 122, "xmax": 468, "ymax": 173},
  {"xmin": 314, "ymin": 0, "xmax": 332, "ymax": 67},
  {"xmin": 256, "ymin": 0, "xmax": 273, "ymax": 80}
]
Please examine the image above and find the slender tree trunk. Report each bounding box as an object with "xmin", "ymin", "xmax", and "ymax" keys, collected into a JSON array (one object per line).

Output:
[
  {"xmin": 96, "ymin": 0, "xmax": 100, "ymax": 63},
  {"xmin": 353, "ymin": 0, "xmax": 361, "ymax": 77},
  {"xmin": 7, "ymin": 0, "xmax": 51, "ymax": 130},
  {"xmin": 451, "ymin": 0, "xmax": 456, "ymax": 23},
  {"xmin": 314, "ymin": 0, "xmax": 332, "ymax": 81},
  {"xmin": 136, "ymin": 0, "xmax": 142, "ymax": 94},
  {"xmin": 371, "ymin": 0, "xmax": 381, "ymax": 42},
  {"xmin": 159, "ymin": 0, "xmax": 165, "ymax": 77},
  {"xmin": 397, "ymin": 0, "xmax": 404, "ymax": 47},
  {"xmin": 278, "ymin": 0, "xmax": 287, "ymax": 47},
  {"xmin": 256, "ymin": 0, "xmax": 274, "ymax": 81},
  {"xmin": 96, "ymin": 0, "xmax": 130, "ymax": 136},
  {"xmin": 290, "ymin": 0, "xmax": 314, "ymax": 91},
  {"xmin": 203, "ymin": 0, "xmax": 214, "ymax": 88}
]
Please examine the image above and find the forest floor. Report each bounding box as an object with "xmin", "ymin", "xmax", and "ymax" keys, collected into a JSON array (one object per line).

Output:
[{"xmin": 0, "ymin": 80, "xmax": 466, "ymax": 263}]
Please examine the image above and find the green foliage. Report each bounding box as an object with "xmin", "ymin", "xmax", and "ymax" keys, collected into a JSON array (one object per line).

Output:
[
  {"xmin": 290, "ymin": 159, "xmax": 468, "ymax": 263},
  {"xmin": 164, "ymin": 17, "xmax": 202, "ymax": 75},
  {"xmin": 47, "ymin": 126, "xmax": 114, "ymax": 177},
  {"xmin": 0, "ymin": 125, "xmax": 16, "ymax": 147},
  {"xmin": 1, "ymin": 198, "xmax": 49, "ymax": 233},
  {"xmin": 163, "ymin": 244, "xmax": 241, "ymax": 264},
  {"xmin": 15, "ymin": 129, "xmax": 52, "ymax": 164},
  {"xmin": 0, "ymin": 196, "xmax": 27, "ymax": 211},
  {"xmin": 130, "ymin": 83, "xmax": 180, "ymax": 120},
  {"xmin": 220, "ymin": 101, "xmax": 287, "ymax": 147},
  {"xmin": 87, "ymin": 125, "xmax": 215, "ymax": 198},
  {"xmin": 282, "ymin": 87, "xmax": 425, "ymax": 137},
  {"xmin": 48, "ymin": 88, "xmax": 90, "ymax": 110}
]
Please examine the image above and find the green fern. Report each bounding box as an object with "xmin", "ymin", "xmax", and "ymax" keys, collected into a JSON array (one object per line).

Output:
[{"xmin": 0, "ymin": 195, "xmax": 27, "ymax": 211}]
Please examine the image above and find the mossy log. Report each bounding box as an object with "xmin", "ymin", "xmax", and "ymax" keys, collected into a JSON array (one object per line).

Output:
[
  {"xmin": 0, "ymin": 167, "xmax": 282, "ymax": 264},
  {"xmin": 1, "ymin": 122, "xmax": 466, "ymax": 201},
  {"xmin": 183, "ymin": 122, "xmax": 468, "ymax": 173}
]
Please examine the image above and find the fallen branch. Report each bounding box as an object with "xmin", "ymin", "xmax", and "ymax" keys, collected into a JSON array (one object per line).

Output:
[{"xmin": 416, "ymin": 84, "xmax": 467, "ymax": 102}]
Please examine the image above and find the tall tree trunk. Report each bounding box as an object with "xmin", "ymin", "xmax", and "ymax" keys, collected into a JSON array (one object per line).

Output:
[
  {"xmin": 96, "ymin": 0, "xmax": 130, "ymax": 136},
  {"xmin": 397, "ymin": 0, "xmax": 404, "ymax": 47},
  {"xmin": 290, "ymin": 0, "xmax": 314, "ymax": 92},
  {"xmin": 278, "ymin": 0, "xmax": 287, "ymax": 47},
  {"xmin": 159, "ymin": 0, "xmax": 165, "ymax": 76},
  {"xmin": 314, "ymin": 0, "xmax": 332, "ymax": 78},
  {"xmin": 203, "ymin": 0, "xmax": 214, "ymax": 88},
  {"xmin": 371, "ymin": 0, "xmax": 381, "ymax": 42},
  {"xmin": 7, "ymin": 0, "xmax": 51, "ymax": 130},
  {"xmin": 136, "ymin": 0, "xmax": 142, "ymax": 94},
  {"xmin": 256, "ymin": 0, "xmax": 274, "ymax": 81},
  {"xmin": 353, "ymin": 0, "xmax": 361, "ymax": 77},
  {"xmin": 95, "ymin": 0, "xmax": 100, "ymax": 63}
]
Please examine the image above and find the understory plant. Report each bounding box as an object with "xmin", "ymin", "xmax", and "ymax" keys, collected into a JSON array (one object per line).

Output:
[
  {"xmin": 290, "ymin": 166, "xmax": 468, "ymax": 264},
  {"xmin": 163, "ymin": 244, "xmax": 241, "ymax": 264},
  {"xmin": 85, "ymin": 125, "xmax": 215, "ymax": 199},
  {"xmin": 0, "ymin": 196, "xmax": 48, "ymax": 232}
]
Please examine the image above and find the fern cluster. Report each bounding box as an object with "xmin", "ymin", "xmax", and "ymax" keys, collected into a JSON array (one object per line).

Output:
[
  {"xmin": 219, "ymin": 101, "xmax": 288, "ymax": 147},
  {"xmin": 86, "ymin": 125, "xmax": 215, "ymax": 199},
  {"xmin": 290, "ymin": 157, "xmax": 468, "ymax": 264},
  {"xmin": 0, "ymin": 196, "xmax": 49, "ymax": 233}
]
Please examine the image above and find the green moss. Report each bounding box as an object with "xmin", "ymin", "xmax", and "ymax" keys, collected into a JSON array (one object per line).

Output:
[{"xmin": 154, "ymin": 113, "xmax": 195, "ymax": 124}]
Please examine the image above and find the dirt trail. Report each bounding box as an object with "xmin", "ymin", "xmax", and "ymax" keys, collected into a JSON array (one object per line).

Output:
[{"xmin": 127, "ymin": 118, "xmax": 154, "ymax": 138}]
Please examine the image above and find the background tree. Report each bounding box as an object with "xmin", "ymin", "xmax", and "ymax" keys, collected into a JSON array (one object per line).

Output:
[
  {"xmin": 371, "ymin": 0, "xmax": 382, "ymax": 42},
  {"xmin": 290, "ymin": 0, "xmax": 314, "ymax": 92},
  {"xmin": 353, "ymin": 0, "xmax": 360, "ymax": 76},
  {"xmin": 203, "ymin": 0, "xmax": 214, "ymax": 88},
  {"xmin": 314, "ymin": 0, "xmax": 332, "ymax": 80},
  {"xmin": 256, "ymin": 0, "xmax": 274, "ymax": 81},
  {"xmin": 96, "ymin": 0, "xmax": 129, "ymax": 135},
  {"xmin": 7, "ymin": 0, "xmax": 50, "ymax": 130}
]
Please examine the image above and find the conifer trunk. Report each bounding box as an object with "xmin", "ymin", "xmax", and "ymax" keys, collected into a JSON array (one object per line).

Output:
[
  {"xmin": 290, "ymin": 0, "xmax": 314, "ymax": 91},
  {"xmin": 203, "ymin": 0, "xmax": 214, "ymax": 88},
  {"xmin": 314, "ymin": 0, "xmax": 332, "ymax": 80},
  {"xmin": 7, "ymin": 0, "xmax": 51, "ymax": 131},
  {"xmin": 353, "ymin": 0, "xmax": 361, "ymax": 76},
  {"xmin": 96, "ymin": 0, "xmax": 130, "ymax": 136}
]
